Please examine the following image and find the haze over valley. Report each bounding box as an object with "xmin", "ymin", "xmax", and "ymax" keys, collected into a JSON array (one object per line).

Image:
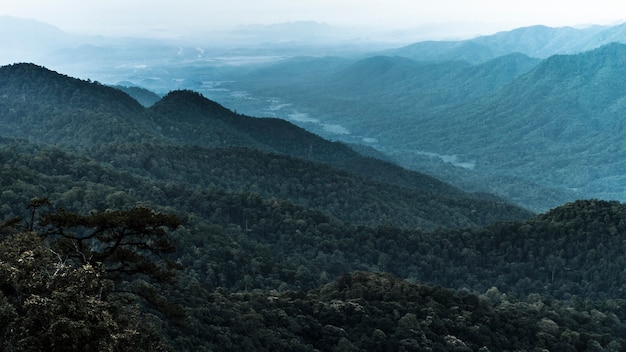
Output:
[{"xmin": 5, "ymin": 15, "xmax": 626, "ymax": 211}]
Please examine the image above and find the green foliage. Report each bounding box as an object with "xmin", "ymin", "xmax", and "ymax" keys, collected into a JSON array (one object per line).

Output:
[
  {"xmin": 0, "ymin": 232, "xmax": 173, "ymax": 352},
  {"xmin": 39, "ymin": 206, "xmax": 182, "ymax": 283},
  {"xmin": 3, "ymin": 62, "xmax": 626, "ymax": 350},
  {"xmin": 175, "ymin": 272, "xmax": 626, "ymax": 351}
]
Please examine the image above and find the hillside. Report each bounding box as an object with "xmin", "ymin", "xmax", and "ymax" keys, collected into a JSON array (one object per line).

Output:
[
  {"xmin": 0, "ymin": 63, "xmax": 531, "ymax": 230},
  {"xmin": 2, "ymin": 64, "xmax": 626, "ymax": 350},
  {"xmin": 215, "ymin": 42, "xmax": 626, "ymax": 211},
  {"xmin": 221, "ymin": 53, "xmax": 540, "ymax": 138},
  {"xmin": 2, "ymin": 144, "xmax": 626, "ymax": 349},
  {"xmin": 389, "ymin": 43, "xmax": 626, "ymax": 204}
]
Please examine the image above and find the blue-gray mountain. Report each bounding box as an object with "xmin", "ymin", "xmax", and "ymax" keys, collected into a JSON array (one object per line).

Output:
[
  {"xmin": 386, "ymin": 23, "xmax": 626, "ymax": 63},
  {"xmin": 394, "ymin": 43, "xmax": 626, "ymax": 207},
  {"xmin": 219, "ymin": 42, "xmax": 626, "ymax": 211}
]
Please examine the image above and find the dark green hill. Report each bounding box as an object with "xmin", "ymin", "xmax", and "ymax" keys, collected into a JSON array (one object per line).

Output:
[
  {"xmin": 2, "ymin": 137, "xmax": 626, "ymax": 350},
  {"xmin": 0, "ymin": 63, "xmax": 143, "ymax": 113},
  {"xmin": 0, "ymin": 63, "xmax": 158, "ymax": 147},
  {"xmin": 0, "ymin": 63, "xmax": 531, "ymax": 229},
  {"xmin": 91, "ymin": 143, "xmax": 531, "ymax": 229}
]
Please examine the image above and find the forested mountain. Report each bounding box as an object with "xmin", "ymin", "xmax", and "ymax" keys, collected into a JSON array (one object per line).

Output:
[
  {"xmin": 0, "ymin": 63, "xmax": 531, "ymax": 229},
  {"xmin": 387, "ymin": 23, "xmax": 626, "ymax": 63},
  {"xmin": 223, "ymin": 53, "xmax": 540, "ymax": 137},
  {"xmin": 111, "ymin": 84, "xmax": 162, "ymax": 107},
  {"xmin": 390, "ymin": 43, "xmax": 626, "ymax": 205},
  {"xmin": 217, "ymin": 42, "xmax": 626, "ymax": 212},
  {"xmin": 2, "ymin": 141, "xmax": 626, "ymax": 349},
  {"xmin": 2, "ymin": 62, "xmax": 626, "ymax": 350}
]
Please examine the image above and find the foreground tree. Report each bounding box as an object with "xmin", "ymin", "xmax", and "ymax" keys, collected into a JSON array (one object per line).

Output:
[
  {"xmin": 0, "ymin": 203, "xmax": 183, "ymax": 352},
  {"xmin": 38, "ymin": 206, "xmax": 182, "ymax": 282}
]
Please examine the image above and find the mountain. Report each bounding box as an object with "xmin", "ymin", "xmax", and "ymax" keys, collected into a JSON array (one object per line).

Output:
[
  {"xmin": 3, "ymin": 64, "xmax": 626, "ymax": 351},
  {"xmin": 224, "ymin": 53, "xmax": 539, "ymax": 132},
  {"xmin": 0, "ymin": 16, "xmax": 79, "ymax": 64},
  {"xmin": 389, "ymin": 43, "xmax": 626, "ymax": 204},
  {"xmin": 215, "ymin": 42, "xmax": 626, "ymax": 211},
  {"xmin": 111, "ymin": 84, "xmax": 162, "ymax": 107},
  {"xmin": 0, "ymin": 63, "xmax": 531, "ymax": 229},
  {"xmin": 388, "ymin": 23, "xmax": 626, "ymax": 63}
]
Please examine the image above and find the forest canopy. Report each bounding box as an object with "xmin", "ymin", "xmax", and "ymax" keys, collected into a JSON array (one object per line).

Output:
[{"xmin": 1, "ymin": 63, "xmax": 625, "ymax": 350}]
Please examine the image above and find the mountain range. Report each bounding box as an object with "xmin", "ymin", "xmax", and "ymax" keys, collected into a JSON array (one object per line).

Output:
[
  {"xmin": 386, "ymin": 22, "xmax": 626, "ymax": 63},
  {"xmin": 5, "ymin": 16, "xmax": 626, "ymax": 350},
  {"xmin": 6, "ymin": 18, "xmax": 626, "ymax": 213},
  {"xmin": 2, "ymin": 63, "xmax": 626, "ymax": 350},
  {"xmin": 0, "ymin": 63, "xmax": 531, "ymax": 229},
  {"xmin": 215, "ymin": 40, "xmax": 626, "ymax": 211}
]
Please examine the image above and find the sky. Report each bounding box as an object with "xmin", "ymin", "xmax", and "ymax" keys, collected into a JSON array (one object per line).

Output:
[{"xmin": 1, "ymin": 0, "xmax": 626, "ymax": 39}]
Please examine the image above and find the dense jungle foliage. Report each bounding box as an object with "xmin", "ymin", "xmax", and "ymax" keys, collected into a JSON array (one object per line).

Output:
[{"xmin": 1, "ymin": 63, "xmax": 626, "ymax": 350}]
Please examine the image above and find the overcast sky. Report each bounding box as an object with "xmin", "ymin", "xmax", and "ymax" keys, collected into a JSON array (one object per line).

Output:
[{"xmin": 2, "ymin": 0, "xmax": 626, "ymax": 39}]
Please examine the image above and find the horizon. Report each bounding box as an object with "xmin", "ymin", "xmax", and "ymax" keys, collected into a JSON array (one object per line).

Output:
[
  {"xmin": 2, "ymin": 14, "xmax": 625, "ymax": 47},
  {"xmin": 1, "ymin": 1, "xmax": 625, "ymax": 42}
]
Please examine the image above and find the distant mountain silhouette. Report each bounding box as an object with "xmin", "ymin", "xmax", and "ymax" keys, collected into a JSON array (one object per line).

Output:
[
  {"xmin": 0, "ymin": 16, "xmax": 76, "ymax": 63},
  {"xmin": 388, "ymin": 23, "xmax": 626, "ymax": 63}
]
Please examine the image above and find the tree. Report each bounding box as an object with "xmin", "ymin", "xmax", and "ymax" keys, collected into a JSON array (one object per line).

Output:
[
  {"xmin": 0, "ymin": 204, "xmax": 183, "ymax": 351},
  {"xmin": 38, "ymin": 206, "xmax": 182, "ymax": 281},
  {"xmin": 0, "ymin": 232, "xmax": 172, "ymax": 352}
]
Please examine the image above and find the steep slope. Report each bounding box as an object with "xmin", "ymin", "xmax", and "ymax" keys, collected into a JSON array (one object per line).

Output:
[
  {"xmin": 92, "ymin": 143, "xmax": 532, "ymax": 228},
  {"xmin": 0, "ymin": 63, "xmax": 158, "ymax": 147},
  {"xmin": 390, "ymin": 43, "xmax": 626, "ymax": 202},
  {"xmin": 0, "ymin": 63, "xmax": 532, "ymax": 229},
  {"xmin": 145, "ymin": 89, "xmax": 508, "ymax": 200},
  {"xmin": 225, "ymin": 53, "xmax": 539, "ymax": 134}
]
